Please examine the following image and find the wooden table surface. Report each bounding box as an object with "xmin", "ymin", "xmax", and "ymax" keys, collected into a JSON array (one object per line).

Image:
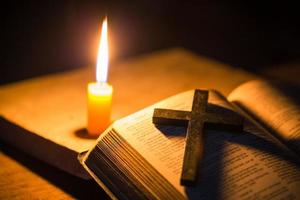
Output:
[
  {"xmin": 1, "ymin": 48, "xmax": 260, "ymax": 199},
  {"xmin": 0, "ymin": 141, "xmax": 109, "ymax": 199}
]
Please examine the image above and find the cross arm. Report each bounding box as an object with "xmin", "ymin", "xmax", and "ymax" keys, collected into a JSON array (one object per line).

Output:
[
  {"xmin": 152, "ymin": 108, "xmax": 191, "ymax": 127},
  {"xmin": 204, "ymin": 112, "xmax": 244, "ymax": 131}
]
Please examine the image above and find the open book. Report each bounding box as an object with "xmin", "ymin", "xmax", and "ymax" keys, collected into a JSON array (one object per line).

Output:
[
  {"xmin": 79, "ymin": 80, "xmax": 300, "ymax": 200},
  {"xmin": 0, "ymin": 48, "xmax": 256, "ymax": 179}
]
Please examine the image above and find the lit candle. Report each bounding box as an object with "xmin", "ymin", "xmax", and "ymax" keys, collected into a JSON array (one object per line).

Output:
[{"xmin": 87, "ymin": 18, "xmax": 113, "ymax": 136}]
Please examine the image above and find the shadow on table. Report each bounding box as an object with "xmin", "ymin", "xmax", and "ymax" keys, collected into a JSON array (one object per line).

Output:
[{"xmin": 0, "ymin": 140, "xmax": 109, "ymax": 199}]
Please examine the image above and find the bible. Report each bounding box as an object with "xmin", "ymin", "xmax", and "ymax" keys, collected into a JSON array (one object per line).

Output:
[
  {"xmin": 0, "ymin": 48, "xmax": 256, "ymax": 179},
  {"xmin": 79, "ymin": 80, "xmax": 300, "ymax": 200}
]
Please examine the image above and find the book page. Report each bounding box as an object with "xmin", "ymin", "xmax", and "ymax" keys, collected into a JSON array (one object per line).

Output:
[
  {"xmin": 113, "ymin": 90, "xmax": 300, "ymax": 199},
  {"xmin": 228, "ymin": 80, "xmax": 300, "ymax": 154}
]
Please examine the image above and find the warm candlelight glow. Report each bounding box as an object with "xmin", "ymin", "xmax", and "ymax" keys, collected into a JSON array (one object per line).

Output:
[
  {"xmin": 97, "ymin": 17, "xmax": 109, "ymax": 83},
  {"xmin": 87, "ymin": 17, "xmax": 113, "ymax": 136}
]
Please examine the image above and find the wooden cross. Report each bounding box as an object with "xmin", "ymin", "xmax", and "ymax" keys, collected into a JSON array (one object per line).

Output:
[{"xmin": 152, "ymin": 90, "xmax": 244, "ymax": 186}]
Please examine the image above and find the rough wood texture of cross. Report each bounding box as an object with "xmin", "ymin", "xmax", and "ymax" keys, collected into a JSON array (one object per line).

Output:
[{"xmin": 152, "ymin": 89, "xmax": 244, "ymax": 186}]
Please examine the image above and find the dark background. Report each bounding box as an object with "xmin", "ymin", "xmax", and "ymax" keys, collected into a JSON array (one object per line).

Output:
[{"xmin": 1, "ymin": 1, "xmax": 300, "ymax": 84}]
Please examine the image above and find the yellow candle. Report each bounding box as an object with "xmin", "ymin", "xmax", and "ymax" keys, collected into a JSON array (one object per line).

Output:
[
  {"xmin": 87, "ymin": 17, "xmax": 112, "ymax": 136},
  {"xmin": 87, "ymin": 82, "xmax": 113, "ymax": 135}
]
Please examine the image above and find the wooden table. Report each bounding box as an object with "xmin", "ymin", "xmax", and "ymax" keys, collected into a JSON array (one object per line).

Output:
[{"xmin": 0, "ymin": 48, "xmax": 257, "ymax": 199}]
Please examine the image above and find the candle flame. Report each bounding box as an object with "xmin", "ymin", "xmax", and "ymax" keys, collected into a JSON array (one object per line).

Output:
[{"xmin": 96, "ymin": 17, "xmax": 109, "ymax": 83}]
